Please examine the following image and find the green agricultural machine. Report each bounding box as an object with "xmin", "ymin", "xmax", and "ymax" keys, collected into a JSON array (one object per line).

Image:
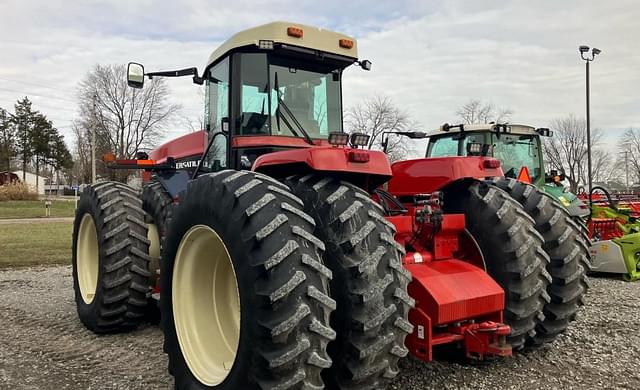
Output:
[{"xmin": 587, "ymin": 187, "xmax": 640, "ymax": 281}]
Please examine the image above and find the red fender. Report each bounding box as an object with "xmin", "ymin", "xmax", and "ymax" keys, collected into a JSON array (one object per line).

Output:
[
  {"xmin": 149, "ymin": 130, "xmax": 207, "ymax": 164},
  {"xmin": 387, "ymin": 156, "xmax": 503, "ymax": 196},
  {"xmin": 252, "ymin": 146, "xmax": 392, "ymax": 188}
]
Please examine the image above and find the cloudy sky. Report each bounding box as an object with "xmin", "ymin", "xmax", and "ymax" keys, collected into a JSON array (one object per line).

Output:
[{"xmin": 1, "ymin": 0, "xmax": 638, "ymax": 156}]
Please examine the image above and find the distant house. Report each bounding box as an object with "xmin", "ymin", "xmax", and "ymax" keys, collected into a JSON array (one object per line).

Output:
[
  {"xmin": 0, "ymin": 171, "xmax": 19, "ymax": 186},
  {"xmin": 11, "ymin": 170, "xmax": 46, "ymax": 195}
]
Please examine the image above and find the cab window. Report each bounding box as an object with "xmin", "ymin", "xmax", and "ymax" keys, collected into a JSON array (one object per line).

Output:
[{"xmin": 203, "ymin": 58, "xmax": 230, "ymax": 171}]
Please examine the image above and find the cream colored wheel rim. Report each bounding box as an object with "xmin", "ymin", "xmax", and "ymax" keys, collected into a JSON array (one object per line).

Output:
[
  {"xmin": 77, "ymin": 213, "xmax": 99, "ymax": 304},
  {"xmin": 147, "ymin": 223, "xmax": 160, "ymax": 259},
  {"xmin": 173, "ymin": 225, "xmax": 241, "ymax": 386}
]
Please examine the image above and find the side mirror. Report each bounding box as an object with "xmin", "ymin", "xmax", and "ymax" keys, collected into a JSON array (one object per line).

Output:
[
  {"xmin": 127, "ymin": 62, "xmax": 145, "ymax": 89},
  {"xmin": 221, "ymin": 117, "xmax": 230, "ymax": 133},
  {"xmin": 359, "ymin": 60, "xmax": 372, "ymax": 71},
  {"xmin": 535, "ymin": 127, "xmax": 553, "ymax": 137}
]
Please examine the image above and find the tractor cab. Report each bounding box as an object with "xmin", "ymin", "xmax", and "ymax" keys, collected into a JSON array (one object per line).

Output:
[
  {"xmin": 126, "ymin": 22, "xmax": 375, "ymax": 179},
  {"xmin": 425, "ymin": 124, "xmax": 548, "ymax": 186}
]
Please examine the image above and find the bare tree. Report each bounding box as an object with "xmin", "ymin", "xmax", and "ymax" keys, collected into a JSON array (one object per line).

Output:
[
  {"xmin": 77, "ymin": 64, "xmax": 180, "ymax": 162},
  {"xmin": 71, "ymin": 121, "xmax": 92, "ymax": 184},
  {"xmin": 345, "ymin": 95, "xmax": 418, "ymax": 162},
  {"xmin": 619, "ymin": 128, "xmax": 640, "ymax": 187},
  {"xmin": 180, "ymin": 114, "xmax": 205, "ymax": 133},
  {"xmin": 586, "ymin": 149, "xmax": 618, "ymax": 184},
  {"xmin": 456, "ymin": 99, "xmax": 513, "ymax": 124},
  {"xmin": 543, "ymin": 114, "xmax": 609, "ymax": 193}
]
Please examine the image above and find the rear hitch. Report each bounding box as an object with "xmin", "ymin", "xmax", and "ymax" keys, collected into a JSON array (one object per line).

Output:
[{"xmin": 455, "ymin": 321, "xmax": 512, "ymax": 360}]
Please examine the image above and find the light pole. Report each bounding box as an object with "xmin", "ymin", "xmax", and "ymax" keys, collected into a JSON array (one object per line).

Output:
[{"xmin": 579, "ymin": 45, "xmax": 601, "ymax": 195}]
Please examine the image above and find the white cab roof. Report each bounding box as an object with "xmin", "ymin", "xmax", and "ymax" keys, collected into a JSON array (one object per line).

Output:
[
  {"xmin": 205, "ymin": 21, "xmax": 358, "ymax": 69},
  {"xmin": 427, "ymin": 124, "xmax": 537, "ymax": 137}
]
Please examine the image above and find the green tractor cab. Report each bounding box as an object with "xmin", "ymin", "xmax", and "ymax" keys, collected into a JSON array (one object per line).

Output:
[{"xmin": 425, "ymin": 123, "xmax": 589, "ymax": 218}]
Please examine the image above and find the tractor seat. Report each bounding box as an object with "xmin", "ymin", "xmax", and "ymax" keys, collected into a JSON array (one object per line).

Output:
[{"xmin": 241, "ymin": 113, "xmax": 269, "ymax": 135}]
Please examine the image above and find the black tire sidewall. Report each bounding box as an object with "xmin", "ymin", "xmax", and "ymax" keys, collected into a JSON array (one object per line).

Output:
[{"xmin": 72, "ymin": 188, "xmax": 108, "ymax": 330}]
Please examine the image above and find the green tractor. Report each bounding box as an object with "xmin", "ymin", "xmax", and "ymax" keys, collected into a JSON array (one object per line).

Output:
[{"xmin": 423, "ymin": 123, "xmax": 589, "ymax": 219}]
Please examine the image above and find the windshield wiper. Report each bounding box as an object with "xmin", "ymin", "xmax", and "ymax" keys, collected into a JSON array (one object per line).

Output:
[{"xmin": 274, "ymin": 72, "xmax": 315, "ymax": 145}]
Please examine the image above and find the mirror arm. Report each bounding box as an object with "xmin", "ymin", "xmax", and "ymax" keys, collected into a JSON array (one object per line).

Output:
[{"xmin": 145, "ymin": 67, "xmax": 204, "ymax": 85}]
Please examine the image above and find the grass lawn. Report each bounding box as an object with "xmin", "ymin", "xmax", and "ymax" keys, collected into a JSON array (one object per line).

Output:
[
  {"xmin": 0, "ymin": 222, "xmax": 72, "ymax": 267},
  {"xmin": 0, "ymin": 200, "xmax": 76, "ymax": 219}
]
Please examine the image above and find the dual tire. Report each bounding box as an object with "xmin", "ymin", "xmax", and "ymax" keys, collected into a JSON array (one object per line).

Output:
[
  {"xmin": 161, "ymin": 171, "xmax": 412, "ymax": 389},
  {"xmin": 449, "ymin": 181, "xmax": 551, "ymax": 350},
  {"xmin": 449, "ymin": 179, "xmax": 589, "ymax": 349},
  {"xmin": 491, "ymin": 178, "xmax": 590, "ymax": 344}
]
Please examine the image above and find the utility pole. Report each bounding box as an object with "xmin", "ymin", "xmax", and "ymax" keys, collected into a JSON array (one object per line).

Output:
[{"xmin": 92, "ymin": 93, "xmax": 97, "ymax": 184}]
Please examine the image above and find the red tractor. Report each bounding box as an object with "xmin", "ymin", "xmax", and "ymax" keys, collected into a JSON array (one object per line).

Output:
[
  {"xmin": 70, "ymin": 22, "xmax": 586, "ymax": 390},
  {"xmin": 381, "ymin": 128, "xmax": 590, "ymax": 349}
]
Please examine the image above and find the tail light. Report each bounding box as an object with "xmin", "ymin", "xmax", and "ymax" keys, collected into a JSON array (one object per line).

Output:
[
  {"xmin": 483, "ymin": 159, "xmax": 500, "ymax": 169},
  {"xmin": 348, "ymin": 150, "xmax": 370, "ymax": 163}
]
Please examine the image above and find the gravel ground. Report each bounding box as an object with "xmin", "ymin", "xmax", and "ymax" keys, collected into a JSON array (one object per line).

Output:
[{"xmin": 0, "ymin": 266, "xmax": 638, "ymax": 390}]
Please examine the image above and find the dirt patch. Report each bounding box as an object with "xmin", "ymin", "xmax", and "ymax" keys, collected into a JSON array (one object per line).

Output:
[{"xmin": 0, "ymin": 266, "xmax": 638, "ymax": 389}]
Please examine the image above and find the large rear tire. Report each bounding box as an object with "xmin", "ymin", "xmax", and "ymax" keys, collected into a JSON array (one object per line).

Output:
[
  {"xmin": 72, "ymin": 181, "xmax": 151, "ymax": 333},
  {"xmin": 491, "ymin": 178, "xmax": 590, "ymax": 344},
  {"xmin": 286, "ymin": 174, "xmax": 413, "ymax": 389},
  {"xmin": 446, "ymin": 181, "xmax": 551, "ymax": 350},
  {"xmin": 161, "ymin": 170, "xmax": 335, "ymax": 389}
]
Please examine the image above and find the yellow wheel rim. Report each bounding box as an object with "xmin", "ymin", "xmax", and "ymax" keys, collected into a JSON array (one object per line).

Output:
[
  {"xmin": 172, "ymin": 224, "xmax": 241, "ymax": 386},
  {"xmin": 77, "ymin": 213, "xmax": 99, "ymax": 304}
]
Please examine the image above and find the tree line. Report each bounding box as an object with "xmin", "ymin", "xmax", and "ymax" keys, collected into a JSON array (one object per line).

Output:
[{"xmin": 0, "ymin": 97, "xmax": 73, "ymax": 187}]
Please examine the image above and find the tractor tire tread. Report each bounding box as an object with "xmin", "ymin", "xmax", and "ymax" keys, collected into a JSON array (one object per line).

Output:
[
  {"xmin": 490, "ymin": 178, "xmax": 590, "ymax": 346},
  {"xmin": 286, "ymin": 175, "xmax": 412, "ymax": 389},
  {"xmin": 448, "ymin": 181, "xmax": 550, "ymax": 350}
]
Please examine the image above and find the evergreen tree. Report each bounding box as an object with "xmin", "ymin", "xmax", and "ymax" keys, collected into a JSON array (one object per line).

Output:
[
  {"xmin": 12, "ymin": 97, "xmax": 36, "ymax": 180},
  {"xmin": 0, "ymin": 107, "xmax": 14, "ymax": 171}
]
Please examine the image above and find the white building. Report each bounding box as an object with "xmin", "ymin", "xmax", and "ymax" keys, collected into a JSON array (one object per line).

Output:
[{"xmin": 12, "ymin": 170, "xmax": 46, "ymax": 195}]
